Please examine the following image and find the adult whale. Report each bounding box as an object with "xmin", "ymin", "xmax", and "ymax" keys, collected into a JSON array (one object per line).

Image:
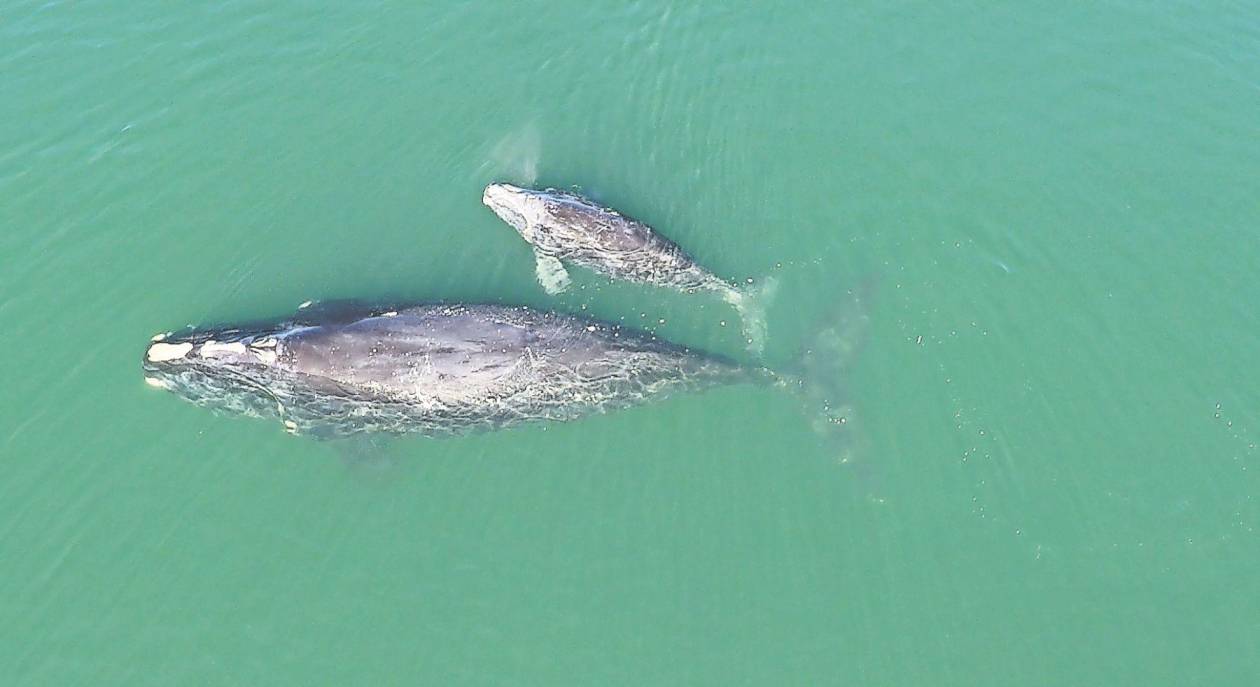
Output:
[
  {"xmin": 482, "ymin": 183, "xmax": 776, "ymax": 353},
  {"xmin": 144, "ymin": 301, "xmax": 772, "ymax": 439},
  {"xmin": 142, "ymin": 298, "xmax": 863, "ymax": 441}
]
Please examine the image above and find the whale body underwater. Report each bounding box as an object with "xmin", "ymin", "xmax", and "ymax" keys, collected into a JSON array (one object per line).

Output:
[
  {"xmin": 482, "ymin": 183, "xmax": 776, "ymax": 353},
  {"xmin": 143, "ymin": 301, "xmax": 782, "ymax": 439}
]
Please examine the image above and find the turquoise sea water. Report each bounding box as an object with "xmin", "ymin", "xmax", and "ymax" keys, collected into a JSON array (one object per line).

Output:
[{"xmin": 4, "ymin": 2, "xmax": 1260, "ymax": 684}]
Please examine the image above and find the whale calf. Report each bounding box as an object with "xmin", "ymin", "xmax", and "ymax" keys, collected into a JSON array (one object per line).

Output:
[
  {"xmin": 482, "ymin": 183, "xmax": 776, "ymax": 353},
  {"xmin": 143, "ymin": 301, "xmax": 769, "ymax": 439}
]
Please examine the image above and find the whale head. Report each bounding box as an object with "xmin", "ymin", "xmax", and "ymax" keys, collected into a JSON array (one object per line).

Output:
[
  {"xmin": 142, "ymin": 323, "xmax": 291, "ymax": 423},
  {"xmin": 482, "ymin": 182, "xmax": 549, "ymax": 241}
]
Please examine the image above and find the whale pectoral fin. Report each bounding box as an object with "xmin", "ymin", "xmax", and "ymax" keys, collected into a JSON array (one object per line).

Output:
[
  {"xmin": 331, "ymin": 434, "xmax": 401, "ymax": 474},
  {"xmin": 533, "ymin": 250, "xmax": 571, "ymax": 295}
]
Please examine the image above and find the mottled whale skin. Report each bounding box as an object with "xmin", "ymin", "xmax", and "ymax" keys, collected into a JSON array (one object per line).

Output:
[
  {"xmin": 143, "ymin": 302, "xmax": 766, "ymax": 439},
  {"xmin": 482, "ymin": 183, "xmax": 775, "ymax": 352}
]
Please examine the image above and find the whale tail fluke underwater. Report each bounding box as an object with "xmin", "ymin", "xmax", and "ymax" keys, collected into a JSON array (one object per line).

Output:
[
  {"xmin": 719, "ymin": 274, "xmax": 779, "ymax": 356},
  {"xmin": 782, "ymin": 277, "xmax": 876, "ymax": 460}
]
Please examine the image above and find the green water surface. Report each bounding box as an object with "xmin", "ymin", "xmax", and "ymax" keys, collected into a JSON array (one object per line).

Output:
[{"xmin": 3, "ymin": 2, "xmax": 1259, "ymax": 685}]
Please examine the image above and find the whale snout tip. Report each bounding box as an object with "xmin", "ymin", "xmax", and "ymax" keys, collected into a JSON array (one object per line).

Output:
[
  {"xmin": 482, "ymin": 184, "xmax": 535, "ymax": 234},
  {"xmin": 482, "ymin": 182, "xmax": 523, "ymax": 207}
]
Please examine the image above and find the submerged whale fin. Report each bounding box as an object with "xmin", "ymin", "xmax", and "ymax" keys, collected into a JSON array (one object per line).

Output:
[
  {"xmin": 300, "ymin": 421, "xmax": 401, "ymax": 472},
  {"xmin": 332, "ymin": 434, "xmax": 400, "ymax": 473},
  {"xmin": 720, "ymin": 276, "xmax": 780, "ymax": 356},
  {"xmin": 533, "ymin": 249, "xmax": 572, "ymax": 294},
  {"xmin": 784, "ymin": 278, "xmax": 877, "ymax": 466}
]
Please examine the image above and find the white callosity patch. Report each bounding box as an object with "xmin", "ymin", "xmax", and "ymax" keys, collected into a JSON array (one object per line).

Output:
[
  {"xmin": 146, "ymin": 342, "xmax": 193, "ymax": 362},
  {"xmin": 249, "ymin": 338, "xmax": 279, "ymax": 365},
  {"xmin": 199, "ymin": 341, "xmax": 247, "ymax": 358},
  {"xmin": 143, "ymin": 376, "xmax": 171, "ymax": 389}
]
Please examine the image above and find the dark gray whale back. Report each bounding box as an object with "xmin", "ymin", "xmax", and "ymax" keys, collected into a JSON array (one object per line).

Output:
[{"xmin": 143, "ymin": 302, "xmax": 758, "ymax": 438}]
